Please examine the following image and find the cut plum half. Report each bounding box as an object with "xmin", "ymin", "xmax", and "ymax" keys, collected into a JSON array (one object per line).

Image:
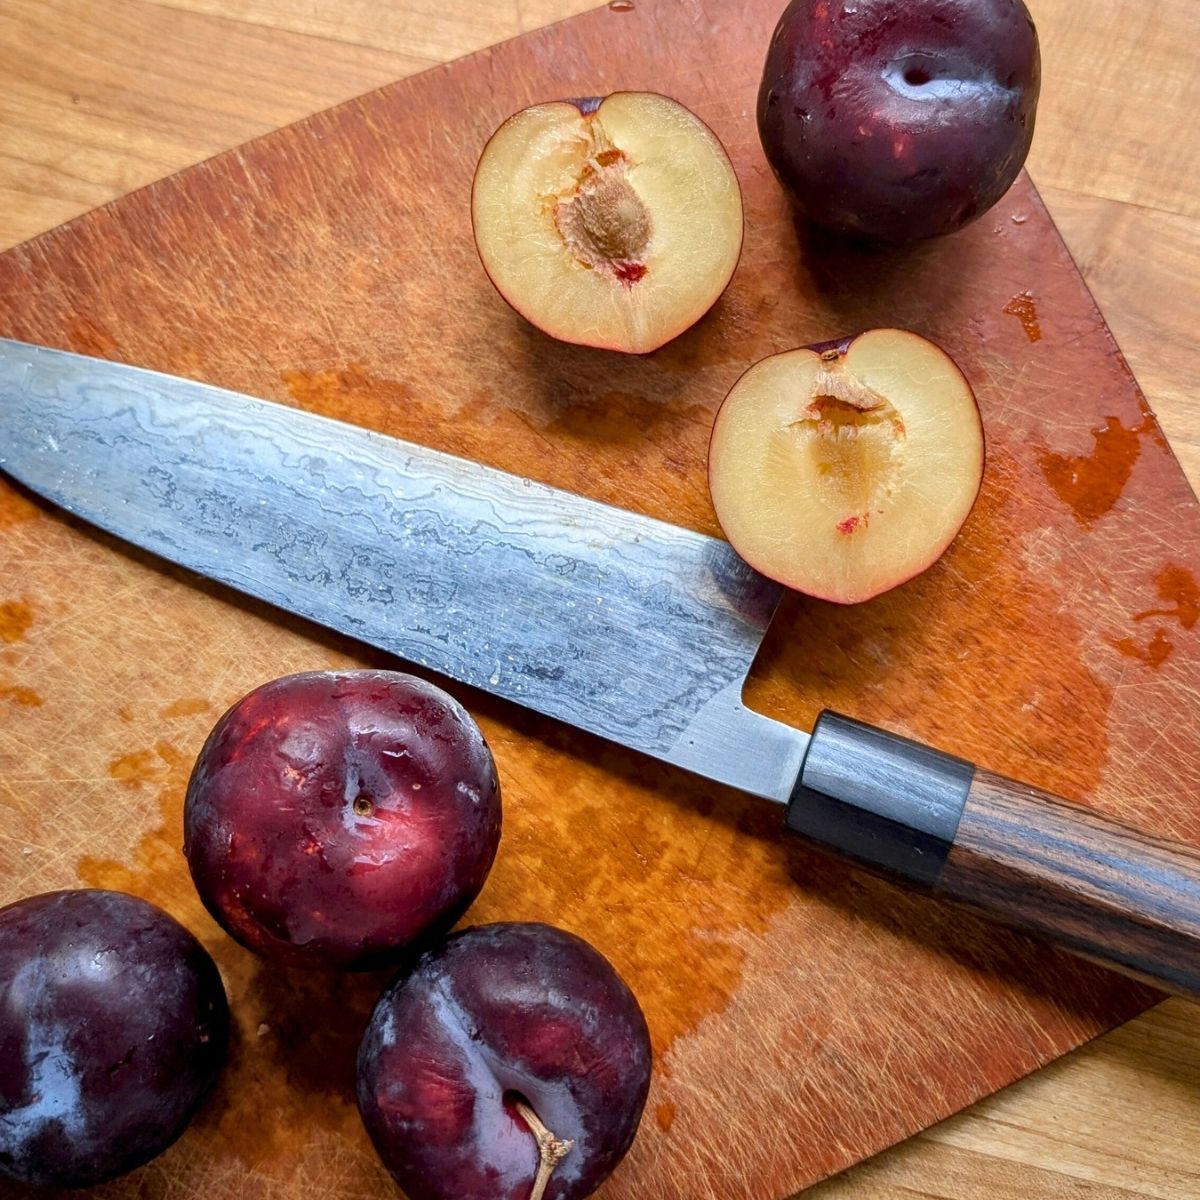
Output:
[
  {"xmin": 708, "ymin": 329, "xmax": 984, "ymax": 603},
  {"xmin": 471, "ymin": 92, "xmax": 743, "ymax": 354}
]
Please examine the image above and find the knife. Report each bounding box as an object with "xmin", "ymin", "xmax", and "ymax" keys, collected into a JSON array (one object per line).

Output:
[{"xmin": 3, "ymin": 337, "xmax": 1199, "ymax": 1000}]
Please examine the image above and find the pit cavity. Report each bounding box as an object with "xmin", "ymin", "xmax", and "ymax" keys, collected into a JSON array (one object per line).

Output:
[
  {"xmin": 554, "ymin": 137, "xmax": 652, "ymax": 285},
  {"xmin": 789, "ymin": 361, "xmax": 906, "ymax": 522}
]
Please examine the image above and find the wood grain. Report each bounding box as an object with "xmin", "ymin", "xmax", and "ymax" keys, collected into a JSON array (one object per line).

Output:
[
  {"xmin": 940, "ymin": 769, "xmax": 1200, "ymax": 999},
  {"xmin": 0, "ymin": 2, "xmax": 1198, "ymax": 1199}
]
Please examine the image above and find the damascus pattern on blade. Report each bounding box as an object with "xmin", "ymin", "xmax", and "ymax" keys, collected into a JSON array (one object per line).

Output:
[{"xmin": 0, "ymin": 340, "xmax": 802, "ymax": 798}]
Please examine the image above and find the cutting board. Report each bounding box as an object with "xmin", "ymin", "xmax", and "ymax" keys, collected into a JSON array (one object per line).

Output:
[{"xmin": 1, "ymin": 0, "xmax": 1198, "ymax": 1196}]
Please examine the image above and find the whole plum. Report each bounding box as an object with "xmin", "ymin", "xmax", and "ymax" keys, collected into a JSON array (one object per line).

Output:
[
  {"xmin": 357, "ymin": 922, "xmax": 652, "ymax": 1200},
  {"xmin": 758, "ymin": 0, "xmax": 1040, "ymax": 242},
  {"xmin": 0, "ymin": 889, "xmax": 228, "ymax": 1189},
  {"xmin": 184, "ymin": 670, "xmax": 501, "ymax": 970}
]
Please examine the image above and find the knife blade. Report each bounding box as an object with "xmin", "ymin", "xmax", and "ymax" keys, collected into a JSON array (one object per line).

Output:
[
  {"xmin": 0, "ymin": 338, "xmax": 806, "ymax": 803},
  {"xmin": 4, "ymin": 336, "xmax": 1200, "ymax": 1001}
]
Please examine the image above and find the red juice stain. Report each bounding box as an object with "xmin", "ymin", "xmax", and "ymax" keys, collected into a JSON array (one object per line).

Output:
[
  {"xmin": 1038, "ymin": 415, "xmax": 1161, "ymax": 526},
  {"xmin": 614, "ymin": 261, "xmax": 647, "ymax": 286},
  {"xmin": 836, "ymin": 515, "xmax": 861, "ymax": 535},
  {"xmin": 1003, "ymin": 291, "xmax": 1042, "ymax": 342},
  {"xmin": 0, "ymin": 599, "xmax": 33, "ymax": 644},
  {"xmin": 109, "ymin": 748, "xmax": 168, "ymax": 786},
  {"xmin": 1110, "ymin": 628, "xmax": 1173, "ymax": 668},
  {"xmin": 1134, "ymin": 564, "xmax": 1200, "ymax": 629}
]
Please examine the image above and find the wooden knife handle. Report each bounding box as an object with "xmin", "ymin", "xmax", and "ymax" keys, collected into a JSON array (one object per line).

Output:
[{"xmin": 787, "ymin": 711, "xmax": 1200, "ymax": 1000}]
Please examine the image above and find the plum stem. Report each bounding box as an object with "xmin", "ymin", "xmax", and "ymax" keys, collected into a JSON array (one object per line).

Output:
[{"xmin": 514, "ymin": 1098, "xmax": 574, "ymax": 1200}]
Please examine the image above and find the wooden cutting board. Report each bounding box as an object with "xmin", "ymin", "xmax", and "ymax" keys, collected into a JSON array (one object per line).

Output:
[{"xmin": 1, "ymin": 0, "xmax": 1197, "ymax": 1195}]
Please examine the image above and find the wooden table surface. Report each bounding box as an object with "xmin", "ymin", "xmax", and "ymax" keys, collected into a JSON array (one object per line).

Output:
[{"xmin": 2, "ymin": 0, "xmax": 1198, "ymax": 1195}]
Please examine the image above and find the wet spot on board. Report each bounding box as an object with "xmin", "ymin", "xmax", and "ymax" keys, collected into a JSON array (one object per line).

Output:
[
  {"xmin": 1110, "ymin": 627, "xmax": 1173, "ymax": 669},
  {"xmin": 0, "ymin": 683, "xmax": 42, "ymax": 707},
  {"xmin": 1136, "ymin": 393, "xmax": 1171, "ymax": 452},
  {"xmin": 1003, "ymin": 290, "xmax": 1042, "ymax": 342},
  {"xmin": 66, "ymin": 316, "xmax": 120, "ymax": 359},
  {"xmin": 464, "ymin": 724, "xmax": 783, "ymax": 1060},
  {"xmin": 655, "ymin": 1100, "xmax": 677, "ymax": 1131},
  {"xmin": 1038, "ymin": 414, "xmax": 1159, "ymax": 526},
  {"xmin": 109, "ymin": 748, "xmax": 169, "ymax": 786},
  {"xmin": 0, "ymin": 484, "xmax": 41, "ymax": 529},
  {"xmin": 1134, "ymin": 564, "xmax": 1200, "ymax": 629},
  {"xmin": 163, "ymin": 697, "xmax": 214, "ymax": 718},
  {"xmin": 281, "ymin": 364, "xmax": 412, "ymax": 433},
  {"xmin": 544, "ymin": 390, "xmax": 652, "ymax": 442},
  {"xmin": 0, "ymin": 599, "xmax": 34, "ymax": 644},
  {"xmin": 1108, "ymin": 564, "xmax": 1200, "ymax": 670}
]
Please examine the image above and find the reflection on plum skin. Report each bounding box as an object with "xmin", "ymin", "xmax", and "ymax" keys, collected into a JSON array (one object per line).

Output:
[{"xmin": 700, "ymin": 536, "xmax": 783, "ymax": 637}]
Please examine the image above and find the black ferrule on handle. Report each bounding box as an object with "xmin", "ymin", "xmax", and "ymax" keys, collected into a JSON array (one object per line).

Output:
[
  {"xmin": 788, "ymin": 712, "xmax": 1200, "ymax": 1002},
  {"xmin": 787, "ymin": 711, "xmax": 974, "ymax": 886}
]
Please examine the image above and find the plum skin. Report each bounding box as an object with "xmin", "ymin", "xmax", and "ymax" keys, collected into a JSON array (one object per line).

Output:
[
  {"xmin": 184, "ymin": 670, "xmax": 502, "ymax": 971},
  {"xmin": 758, "ymin": 0, "xmax": 1040, "ymax": 242},
  {"xmin": 357, "ymin": 922, "xmax": 653, "ymax": 1200},
  {"xmin": 0, "ymin": 889, "xmax": 229, "ymax": 1189}
]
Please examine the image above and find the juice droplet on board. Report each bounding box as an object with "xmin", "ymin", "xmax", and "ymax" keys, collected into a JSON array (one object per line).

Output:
[{"xmin": 1003, "ymin": 290, "xmax": 1041, "ymax": 342}]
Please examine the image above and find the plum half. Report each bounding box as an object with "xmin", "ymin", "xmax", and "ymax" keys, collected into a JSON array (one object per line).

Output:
[
  {"xmin": 758, "ymin": 0, "xmax": 1040, "ymax": 242},
  {"xmin": 0, "ymin": 889, "xmax": 228, "ymax": 1189},
  {"xmin": 708, "ymin": 329, "xmax": 984, "ymax": 603},
  {"xmin": 472, "ymin": 92, "xmax": 743, "ymax": 353},
  {"xmin": 357, "ymin": 922, "xmax": 652, "ymax": 1200},
  {"xmin": 184, "ymin": 670, "xmax": 501, "ymax": 971}
]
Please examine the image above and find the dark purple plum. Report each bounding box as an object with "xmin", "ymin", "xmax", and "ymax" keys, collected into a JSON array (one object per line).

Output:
[
  {"xmin": 0, "ymin": 889, "xmax": 228, "ymax": 1189},
  {"xmin": 184, "ymin": 670, "xmax": 501, "ymax": 971},
  {"xmin": 758, "ymin": 0, "xmax": 1040, "ymax": 242},
  {"xmin": 357, "ymin": 922, "xmax": 652, "ymax": 1200}
]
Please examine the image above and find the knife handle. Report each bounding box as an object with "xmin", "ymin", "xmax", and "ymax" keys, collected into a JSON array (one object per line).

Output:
[{"xmin": 787, "ymin": 711, "xmax": 1200, "ymax": 1000}]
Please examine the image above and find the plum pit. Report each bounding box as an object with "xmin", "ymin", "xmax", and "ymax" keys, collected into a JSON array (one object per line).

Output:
[{"xmin": 554, "ymin": 146, "xmax": 652, "ymax": 284}]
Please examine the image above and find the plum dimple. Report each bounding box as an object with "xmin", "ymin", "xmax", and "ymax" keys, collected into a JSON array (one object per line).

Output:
[
  {"xmin": 758, "ymin": 0, "xmax": 1040, "ymax": 241},
  {"xmin": 357, "ymin": 922, "xmax": 651, "ymax": 1200},
  {"xmin": 184, "ymin": 670, "xmax": 501, "ymax": 970}
]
